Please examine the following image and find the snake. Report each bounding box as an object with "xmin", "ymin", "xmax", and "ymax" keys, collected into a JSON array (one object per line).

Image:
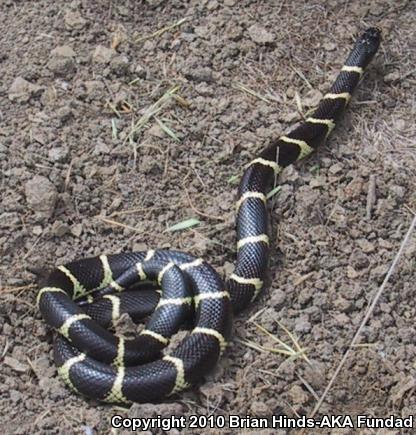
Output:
[{"xmin": 37, "ymin": 28, "xmax": 381, "ymax": 404}]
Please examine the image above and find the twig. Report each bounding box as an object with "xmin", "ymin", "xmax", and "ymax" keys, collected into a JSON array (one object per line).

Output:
[
  {"xmin": 135, "ymin": 17, "xmax": 188, "ymax": 43},
  {"xmin": 183, "ymin": 184, "xmax": 226, "ymax": 222},
  {"xmin": 309, "ymin": 215, "xmax": 416, "ymax": 418},
  {"xmin": 0, "ymin": 284, "xmax": 37, "ymax": 294},
  {"xmin": 95, "ymin": 216, "xmax": 145, "ymax": 234},
  {"xmin": 233, "ymin": 83, "xmax": 271, "ymax": 103},
  {"xmin": 366, "ymin": 174, "xmax": 377, "ymax": 220}
]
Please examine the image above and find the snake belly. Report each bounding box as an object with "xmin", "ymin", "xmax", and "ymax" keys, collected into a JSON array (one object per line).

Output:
[{"xmin": 37, "ymin": 28, "xmax": 381, "ymax": 404}]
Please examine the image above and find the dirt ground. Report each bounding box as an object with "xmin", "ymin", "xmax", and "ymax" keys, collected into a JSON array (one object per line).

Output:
[{"xmin": 1, "ymin": 0, "xmax": 415, "ymax": 434}]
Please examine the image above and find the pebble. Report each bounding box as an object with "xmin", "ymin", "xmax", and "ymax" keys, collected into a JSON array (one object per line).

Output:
[
  {"xmin": 47, "ymin": 56, "xmax": 76, "ymax": 78},
  {"xmin": 302, "ymin": 89, "xmax": 323, "ymax": 107},
  {"xmin": 50, "ymin": 45, "xmax": 76, "ymax": 58},
  {"xmin": 92, "ymin": 45, "xmax": 116, "ymax": 64},
  {"xmin": 71, "ymin": 223, "xmax": 83, "ymax": 237},
  {"xmin": 64, "ymin": 9, "xmax": 87, "ymax": 29},
  {"xmin": 269, "ymin": 288, "xmax": 286, "ymax": 308},
  {"xmin": 248, "ymin": 24, "xmax": 274, "ymax": 44},
  {"xmin": 184, "ymin": 66, "xmax": 213, "ymax": 83},
  {"xmin": 250, "ymin": 400, "xmax": 270, "ymax": 416},
  {"xmin": 147, "ymin": 124, "xmax": 165, "ymax": 139},
  {"xmin": 83, "ymin": 80, "xmax": 105, "ymax": 99},
  {"xmin": 32, "ymin": 225, "xmax": 43, "ymax": 235},
  {"xmin": 329, "ymin": 162, "xmax": 343, "ymax": 175},
  {"xmin": 4, "ymin": 356, "xmax": 28, "ymax": 373},
  {"xmin": 288, "ymin": 385, "xmax": 309, "ymax": 405},
  {"xmin": 25, "ymin": 175, "xmax": 58, "ymax": 219},
  {"xmin": 294, "ymin": 315, "xmax": 312, "ymax": 333},
  {"xmin": 110, "ymin": 54, "xmax": 130, "ymax": 75},
  {"xmin": 346, "ymin": 265, "xmax": 359, "ymax": 279},
  {"xmin": 383, "ymin": 71, "xmax": 400, "ymax": 83},
  {"xmin": 94, "ymin": 140, "xmax": 110, "ymax": 154},
  {"xmin": 51, "ymin": 220, "xmax": 70, "ymax": 237},
  {"xmin": 48, "ymin": 146, "xmax": 69, "ymax": 163},
  {"xmin": 8, "ymin": 77, "xmax": 42, "ymax": 102},
  {"xmin": 356, "ymin": 239, "xmax": 375, "ymax": 253}
]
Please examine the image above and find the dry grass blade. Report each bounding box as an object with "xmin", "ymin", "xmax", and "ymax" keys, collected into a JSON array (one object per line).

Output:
[
  {"xmin": 106, "ymin": 101, "xmax": 121, "ymax": 118},
  {"xmin": 166, "ymin": 218, "xmax": 200, "ymax": 232},
  {"xmin": 125, "ymin": 85, "xmax": 180, "ymax": 145},
  {"xmin": 227, "ymin": 174, "xmax": 239, "ymax": 184},
  {"xmin": 96, "ymin": 216, "xmax": 144, "ymax": 234},
  {"xmin": 238, "ymin": 337, "xmax": 307, "ymax": 360},
  {"xmin": 253, "ymin": 321, "xmax": 310, "ymax": 364},
  {"xmin": 233, "ymin": 82, "xmax": 271, "ymax": 103},
  {"xmin": 266, "ymin": 186, "xmax": 281, "ymax": 199},
  {"xmin": 239, "ymin": 319, "xmax": 309, "ymax": 363},
  {"xmin": 0, "ymin": 284, "xmax": 37, "ymax": 294},
  {"xmin": 135, "ymin": 17, "xmax": 188, "ymax": 43},
  {"xmin": 154, "ymin": 116, "xmax": 180, "ymax": 142},
  {"xmin": 111, "ymin": 119, "xmax": 118, "ymax": 140}
]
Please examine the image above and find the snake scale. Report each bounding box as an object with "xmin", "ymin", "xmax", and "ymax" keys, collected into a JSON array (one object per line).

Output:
[{"xmin": 37, "ymin": 28, "xmax": 381, "ymax": 404}]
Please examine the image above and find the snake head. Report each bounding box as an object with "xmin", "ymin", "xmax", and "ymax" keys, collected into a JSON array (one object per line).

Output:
[{"xmin": 358, "ymin": 27, "xmax": 382, "ymax": 57}]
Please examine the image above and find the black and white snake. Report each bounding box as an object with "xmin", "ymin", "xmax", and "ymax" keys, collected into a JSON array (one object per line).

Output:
[{"xmin": 37, "ymin": 27, "xmax": 381, "ymax": 404}]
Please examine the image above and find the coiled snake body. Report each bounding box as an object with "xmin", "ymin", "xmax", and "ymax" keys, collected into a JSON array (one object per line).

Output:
[{"xmin": 37, "ymin": 28, "xmax": 381, "ymax": 404}]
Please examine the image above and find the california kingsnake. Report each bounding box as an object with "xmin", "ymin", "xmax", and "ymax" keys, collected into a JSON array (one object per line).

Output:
[{"xmin": 37, "ymin": 28, "xmax": 381, "ymax": 404}]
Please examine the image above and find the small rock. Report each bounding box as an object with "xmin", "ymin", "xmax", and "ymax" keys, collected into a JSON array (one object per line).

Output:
[
  {"xmin": 390, "ymin": 185, "xmax": 405, "ymax": 199},
  {"xmin": 356, "ymin": 239, "xmax": 375, "ymax": 253},
  {"xmin": 350, "ymin": 250, "xmax": 370, "ymax": 269},
  {"xmin": 47, "ymin": 56, "xmax": 76, "ymax": 77},
  {"xmin": 110, "ymin": 54, "xmax": 130, "ymax": 75},
  {"xmin": 57, "ymin": 106, "xmax": 73, "ymax": 124},
  {"xmin": 199, "ymin": 382, "xmax": 225, "ymax": 404},
  {"xmin": 51, "ymin": 220, "xmax": 70, "ymax": 237},
  {"xmin": 270, "ymin": 288, "xmax": 286, "ymax": 308},
  {"xmin": 323, "ymin": 41, "xmax": 337, "ymax": 51},
  {"xmin": 51, "ymin": 45, "xmax": 76, "ymax": 57},
  {"xmin": 371, "ymin": 264, "xmax": 389, "ymax": 281},
  {"xmin": 294, "ymin": 316, "xmax": 311, "ymax": 333},
  {"xmin": 288, "ymin": 385, "xmax": 309, "ymax": 405},
  {"xmin": 310, "ymin": 176, "xmax": 325, "ymax": 188},
  {"xmin": 303, "ymin": 89, "xmax": 323, "ymax": 107},
  {"xmin": 32, "ymin": 225, "xmax": 43, "ymax": 236},
  {"xmin": 334, "ymin": 296, "xmax": 353, "ymax": 312},
  {"xmin": 25, "ymin": 175, "xmax": 58, "ymax": 219},
  {"xmin": 64, "ymin": 9, "xmax": 87, "ymax": 30},
  {"xmin": 345, "ymin": 177, "xmax": 363, "ymax": 199},
  {"xmin": 329, "ymin": 163, "xmax": 343, "ymax": 175},
  {"xmin": 9, "ymin": 390, "xmax": 22, "ymax": 403},
  {"xmin": 83, "ymin": 80, "xmax": 105, "ymax": 99},
  {"xmin": 184, "ymin": 66, "xmax": 213, "ymax": 83},
  {"xmin": 109, "ymin": 197, "xmax": 122, "ymax": 211},
  {"xmin": 383, "ymin": 71, "xmax": 400, "ymax": 83},
  {"xmin": 346, "ymin": 265, "xmax": 358, "ymax": 279},
  {"xmin": 71, "ymin": 223, "xmax": 83, "ymax": 237},
  {"xmin": 4, "ymin": 356, "xmax": 28, "ymax": 373},
  {"xmin": 92, "ymin": 45, "xmax": 116, "ymax": 64},
  {"xmin": 48, "ymin": 146, "xmax": 69, "ymax": 163},
  {"xmin": 94, "ymin": 140, "xmax": 110, "ymax": 154},
  {"xmin": 207, "ymin": 0, "xmax": 218, "ymax": 10},
  {"xmin": 250, "ymin": 400, "xmax": 270, "ymax": 416},
  {"xmin": 147, "ymin": 124, "xmax": 165, "ymax": 139},
  {"xmin": 378, "ymin": 238, "xmax": 393, "ymax": 249},
  {"xmin": 8, "ymin": 77, "xmax": 42, "ymax": 102},
  {"xmin": 248, "ymin": 24, "xmax": 274, "ymax": 44},
  {"xmin": 278, "ymin": 110, "xmax": 300, "ymax": 123}
]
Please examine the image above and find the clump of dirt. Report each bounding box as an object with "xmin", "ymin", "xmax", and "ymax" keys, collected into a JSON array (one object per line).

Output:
[{"xmin": 1, "ymin": 1, "xmax": 415, "ymax": 434}]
